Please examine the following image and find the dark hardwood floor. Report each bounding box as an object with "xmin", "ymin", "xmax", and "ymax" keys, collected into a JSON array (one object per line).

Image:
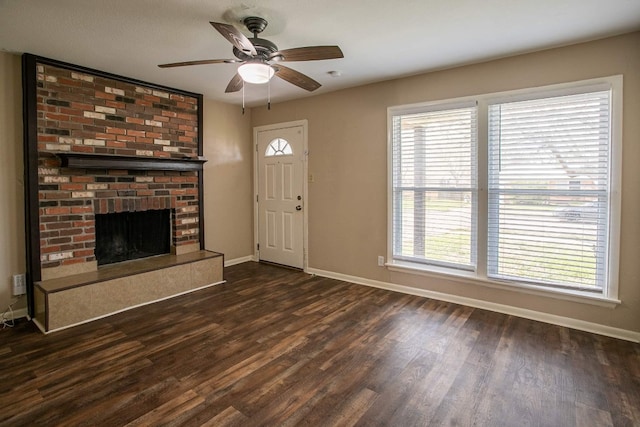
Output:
[{"xmin": 1, "ymin": 262, "xmax": 639, "ymax": 426}]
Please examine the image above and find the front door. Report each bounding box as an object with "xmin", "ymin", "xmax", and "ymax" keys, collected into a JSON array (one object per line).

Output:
[{"xmin": 256, "ymin": 124, "xmax": 305, "ymax": 269}]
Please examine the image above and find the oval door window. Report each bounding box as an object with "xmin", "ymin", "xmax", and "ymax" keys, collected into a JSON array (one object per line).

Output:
[{"xmin": 265, "ymin": 138, "xmax": 293, "ymax": 156}]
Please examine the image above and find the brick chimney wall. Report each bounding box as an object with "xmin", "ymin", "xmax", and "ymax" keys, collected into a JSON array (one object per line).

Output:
[{"xmin": 36, "ymin": 62, "xmax": 202, "ymax": 271}]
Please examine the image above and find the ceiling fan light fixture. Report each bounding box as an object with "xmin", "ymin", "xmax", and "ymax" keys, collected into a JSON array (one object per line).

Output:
[{"xmin": 237, "ymin": 62, "xmax": 274, "ymax": 84}]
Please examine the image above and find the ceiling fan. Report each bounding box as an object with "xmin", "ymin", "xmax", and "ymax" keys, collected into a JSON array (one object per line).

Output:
[{"xmin": 158, "ymin": 16, "xmax": 344, "ymax": 94}]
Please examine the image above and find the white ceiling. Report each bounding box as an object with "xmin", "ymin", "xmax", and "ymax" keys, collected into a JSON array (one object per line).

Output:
[{"xmin": 1, "ymin": 0, "xmax": 639, "ymax": 106}]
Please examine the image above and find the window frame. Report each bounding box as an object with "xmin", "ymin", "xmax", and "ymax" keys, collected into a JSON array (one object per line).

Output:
[{"xmin": 387, "ymin": 76, "xmax": 622, "ymax": 307}]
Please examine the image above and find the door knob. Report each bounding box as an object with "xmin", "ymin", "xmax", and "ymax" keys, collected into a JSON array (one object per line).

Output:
[{"xmin": 296, "ymin": 205, "xmax": 302, "ymax": 211}]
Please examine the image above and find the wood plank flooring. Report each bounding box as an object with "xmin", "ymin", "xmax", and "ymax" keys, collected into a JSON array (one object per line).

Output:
[{"xmin": 1, "ymin": 261, "xmax": 639, "ymax": 426}]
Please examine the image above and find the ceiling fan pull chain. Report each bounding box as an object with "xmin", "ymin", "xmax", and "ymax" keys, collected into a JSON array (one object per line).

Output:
[
  {"xmin": 268, "ymin": 78, "xmax": 271, "ymax": 110},
  {"xmin": 242, "ymin": 83, "xmax": 245, "ymax": 115}
]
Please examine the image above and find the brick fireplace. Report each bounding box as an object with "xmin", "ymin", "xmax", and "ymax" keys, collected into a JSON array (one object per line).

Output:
[
  {"xmin": 34, "ymin": 60, "xmax": 203, "ymax": 278},
  {"xmin": 23, "ymin": 54, "xmax": 223, "ymax": 331}
]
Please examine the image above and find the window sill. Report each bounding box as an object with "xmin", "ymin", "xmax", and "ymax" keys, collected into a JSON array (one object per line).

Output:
[{"xmin": 386, "ymin": 261, "xmax": 620, "ymax": 309}]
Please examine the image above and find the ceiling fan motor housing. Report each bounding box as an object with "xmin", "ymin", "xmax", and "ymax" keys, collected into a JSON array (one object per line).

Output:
[
  {"xmin": 233, "ymin": 37, "xmax": 278, "ymax": 61},
  {"xmin": 230, "ymin": 17, "xmax": 279, "ymax": 61}
]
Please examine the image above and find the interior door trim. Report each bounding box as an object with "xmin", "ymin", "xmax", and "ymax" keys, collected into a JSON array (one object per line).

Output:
[{"xmin": 253, "ymin": 120, "xmax": 309, "ymax": 271}]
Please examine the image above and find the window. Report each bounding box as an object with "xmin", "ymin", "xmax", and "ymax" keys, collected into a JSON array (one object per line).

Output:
[
  {"xmin": 390, "ymin": 103, "xmax": 477, "ymax": 270},
  {"xmin": 388, "ymin": 77, "xmax": 621, "ymax": 302},
  {"xmin": 266, "ymin": 138, "xmax": 292, "ymax": 156},
  {"xmin": 488, "ymin": 91, "xmax": 611, "ymax": 290}
]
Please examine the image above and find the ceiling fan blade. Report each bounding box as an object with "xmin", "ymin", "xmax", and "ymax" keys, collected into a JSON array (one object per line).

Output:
[
  {"xmin": 210, "ymin": 21, "xmax": 257, "ymax": 56},
  {"xmin": 225, "ymin": 73, "xmax": 244, "ymax": 93},
  {"xmin": 158, "ymin": 59, "xmax": 238, "ymax": 68},
  {"xmin": 274, "ymin": 65, "xmax": 321, "ymax": 92},
  {"xmin": 270, "ymin": 46, "xmax": 344, "ymax": 62}
]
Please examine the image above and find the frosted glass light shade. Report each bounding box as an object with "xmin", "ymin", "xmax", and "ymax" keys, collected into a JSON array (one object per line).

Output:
[{"xmin": 238, "ymin": 63, "xmax": 274, "ymax": 84}]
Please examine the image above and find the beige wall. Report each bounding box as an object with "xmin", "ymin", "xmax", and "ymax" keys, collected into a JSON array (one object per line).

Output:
[
  {"xmin": 202, "ymin": 99, "xmax": 253, "ymax": 262},
  {"xmin": 251, "ymin": 32, "xmax": 640, "ymax": 334},
  {"xmin": 0, "ymin": 52, "xmax": 26, "ymax": 316},
  {"xmin": 2, "ymin": 33, "xmax": 639, "ymax": 334}
]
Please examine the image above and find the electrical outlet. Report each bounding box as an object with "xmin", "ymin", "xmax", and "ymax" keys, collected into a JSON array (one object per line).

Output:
[
  {"xmin": 377, "ymin": 256, "xmax": 385, "ymax": 267},
  {"xmin": 12, "ymin": 274, "xmax": 26, "ymax": 296}
]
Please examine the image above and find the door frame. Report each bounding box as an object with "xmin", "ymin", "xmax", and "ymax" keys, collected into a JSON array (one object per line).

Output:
[{"xmin": 253, "ymin": 119, "xmax": 309, "ymax": 271}]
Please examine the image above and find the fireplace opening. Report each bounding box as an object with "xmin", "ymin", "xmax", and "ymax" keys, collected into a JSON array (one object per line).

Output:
[{"xmin": 95, "ymin": 209, "xmax": 171, "ymax": 266}]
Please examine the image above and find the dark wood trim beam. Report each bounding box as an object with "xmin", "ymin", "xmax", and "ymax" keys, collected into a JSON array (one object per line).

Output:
[
  {"xmin": 22, "ymin": 54, "xmax": 41, "ymax": 317},
  {"xmin": 52, "ymin": 153, "xmax": 207, "ymax": 171},
  {"xmin": 197, "ymin": 94, "xmax": 206, "ymax": 251}
]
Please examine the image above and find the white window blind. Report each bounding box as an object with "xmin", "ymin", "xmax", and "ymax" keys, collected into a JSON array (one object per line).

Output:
[
  {"xmin": 391, "ymin": 104, "xmax": 477, "ymax": 270},
  {"xmin": 487, "ymin": 91, "xmax": 611, "ymax": 290}
]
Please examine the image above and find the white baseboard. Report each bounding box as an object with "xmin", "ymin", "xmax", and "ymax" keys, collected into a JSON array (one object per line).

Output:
[
  {"xmin": 306, "ymin": 267, "xmax": 640, "ymax": 343},
  {"xmin": 4, "ymin": 307, "xmax": 28, "ymax": 320},
  {"xmin": 224, "ymin": 255, "xmax": 255, "ymax": 267}
]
